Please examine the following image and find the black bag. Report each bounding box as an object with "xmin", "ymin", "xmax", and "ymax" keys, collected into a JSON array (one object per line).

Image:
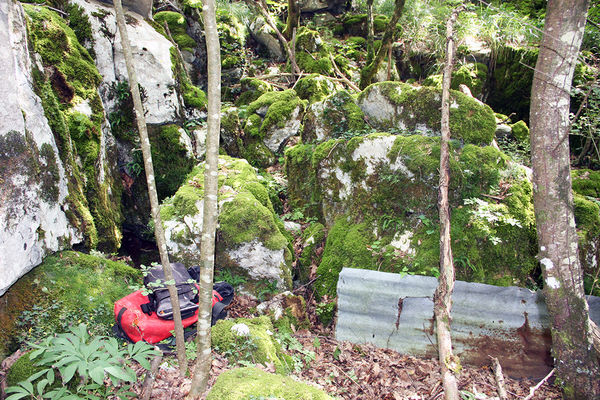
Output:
[{"xmin": 142, "ymin": 262, "xmax": 199, "ymax": 320}]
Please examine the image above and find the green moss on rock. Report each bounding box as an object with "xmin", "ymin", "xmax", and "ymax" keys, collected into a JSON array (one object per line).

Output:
[
  {"xmin": 572, "ymin": 169, "xmax": 600, "ymax": 198},
  {"xmin": 245, "ymin": 90, "xmax": 306, "ymax": 139},
  {"xmin": 297, "ymin": 134, "xmax": 537, "ymax": 297},
  {"xmin": 357, "ymin": 81, "xmax": 497, "ymax": 145},
  {"xmin": 295, "ymin": 74, "xmax": 340, "ymax": 104},
  {"xmin": 211, "ymin": 317, "xmax": 293, "ymax": 374},
  {"xmin": 302, "ymin": 90, "xmax": 368, "ymax": 144},
  {"xmin": 207, "ymin": 367, "xmax": 334, "ymax": 400},
  {"xmin": 451, "ymin": 63, "xmax": 488, "ymax": 98},
  {"xmin": 154, "ymin": 11, "xmax": 197, "ymax": 51},
  {"xmin": 25, "ymin": 5, "xmax": 122, "ymax": 252},
  {"xmin": 510, "ymin": 120, "xmax": 530, "ymax": 143},
  {"xmin": 149, "ymin": 124, "xmax": 195, "ymax": 201},
  {"xmin": 236, "ymin": 78, "xmax": 272, "ymax": 106}
]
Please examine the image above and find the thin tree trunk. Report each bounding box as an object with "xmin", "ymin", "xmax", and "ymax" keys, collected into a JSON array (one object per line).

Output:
[
  {"xmin": 112, "ymin": 0, "xmax": 188, "ymax": 374},
  {"xmin": 283, "ymin": 0, "xmax": 300, "ymax": 41},
  {"xmin": 366, "ymin": 0, "xmax": 374, "ymax": 63},
  {"xmin": 359, "ymin": 0, "xmax": 405, "ymax": 89},
  {"xmin": 187, "ymin": 0, "xmax": 221, "ymax": 395},
  {"xmin": 434, "ymin": 6, "xmax": 463, "ymax": 400},
  {"xmin": 530, "ymin": 0, "xmax": 600, "ymax": 398}
]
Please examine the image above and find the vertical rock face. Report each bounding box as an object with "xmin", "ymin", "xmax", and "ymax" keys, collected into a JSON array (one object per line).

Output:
[
  {"xmin": 74, "ymin": 0, "xmax": 182, "ymax": 124},
  {"xmin": 0, "ymin": 0, "xmax": 82, "ymax": 296}
]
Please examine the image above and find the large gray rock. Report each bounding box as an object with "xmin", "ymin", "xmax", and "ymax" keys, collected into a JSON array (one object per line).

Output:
[
  {"xmin": 0, "ymin": 1, "xmax": 82, "ymax": 296},
  {"xmin": 248, "ymin": 17, "xmax": 283, "ymax": 60},
  {"xmin": 160, "ymin": 156, "xmax": 292, "ymax": 295},
  {"xmin": 74, "ymin": 0, "xmax": 182, "ymax": 124}
]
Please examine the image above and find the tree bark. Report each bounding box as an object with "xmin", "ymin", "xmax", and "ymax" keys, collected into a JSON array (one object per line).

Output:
[
  {"xmin": 283, "ymin": 0, "xmax": 300, "ymax": 41},
  {"xmin": 112, "ymin": 0, "xmax": 188, "ymax": 374},
  {"xmin": 359, "ymin": 0, "xmax": 405, "ymax": 89},
  {"xmin": 530, "ymin": 0, "xmax": 600, "ymax": 398},
  {"xmin": 366, "ymin": 0, "xmax": 374, "ymax": 63},
  {"xmin": 434, "ymin": 7, "xmax": 462, "ymax": 400},
  {"xmin": 187, "ymin": 0, "xmax": 221, "ymax": 395}
]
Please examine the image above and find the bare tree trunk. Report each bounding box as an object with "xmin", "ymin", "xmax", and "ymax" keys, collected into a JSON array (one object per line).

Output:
[
  {"xmin": 187, "ymin": 0, "xmax": 221, "ymax": 395},
  {"xmin": 366, "ymin": 0, "xmax": 374, "ymax": 63},
  {"xmin": 112, "ymin": 0, "xmax": 188, "ymax": 374},
  {"xmin": 434, "ymin": 7, "xmax": 463, "ymax": 400},
  {"xmin": 530, "ymin": 0, "xmax": 600, "ymax": 398},
  {"xmin": 359, "ymin": 0, "xmax": 405, "ymax": 89},
  {"xmin": 283, "ymin": 0, "xmax": 300, "ymax": 41}
]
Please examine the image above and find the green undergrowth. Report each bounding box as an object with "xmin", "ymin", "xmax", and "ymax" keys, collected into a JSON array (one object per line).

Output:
[{"xmin": 0, "ymin": 251, "xmax": 140, "ymax": 361}]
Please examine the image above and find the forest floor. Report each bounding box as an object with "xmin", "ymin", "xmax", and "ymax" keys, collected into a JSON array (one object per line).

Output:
[{"xmin": 132, "ymin": 292, "xmax": 562, "ymax": 400}]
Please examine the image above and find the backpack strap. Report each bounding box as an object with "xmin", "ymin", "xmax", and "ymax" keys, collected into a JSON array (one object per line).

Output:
[{"xmin": 211, "ymin": 301, "xmax": 227, "ymax": 325}]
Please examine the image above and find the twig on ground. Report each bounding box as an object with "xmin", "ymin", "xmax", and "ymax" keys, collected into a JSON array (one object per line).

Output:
[
  {"xmin": 523, "ymin": 368, "xmax": 555, "ymax": 400},
  {"xmin": 489, "ymin": 356, "xmax": 508, "ymax": 400}
]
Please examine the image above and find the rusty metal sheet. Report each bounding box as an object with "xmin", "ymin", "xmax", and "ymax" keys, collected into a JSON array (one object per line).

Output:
[{"xmin": 335, "ymin": 268, "xmax": 600, "ymax": 379}]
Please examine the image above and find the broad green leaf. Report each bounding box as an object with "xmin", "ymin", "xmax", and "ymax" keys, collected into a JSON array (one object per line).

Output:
[
  {"xmin": 5, "ymin": 393, "xmax": 30, "ymax": 400},
  {"xmin": 105, "ymin": 366, "xmax": 135, "ymax": 383},
  {"xmin": 89, "ymin": 366, "xmax": 105, "ymax": 385},
  {"xmin": 27, "ymin": 368, "xmax": 51, "ymax": 382},
  {"xmin": 60, "ymin": 362, "xmax": 78, "ymax": 383},
  {"xmin": 46, "ymin": 369, "xmax": 55, "ymax": 385},
  {"xmin": 37, "ymin": 378, "xmax": 49, "ymax": 395}
]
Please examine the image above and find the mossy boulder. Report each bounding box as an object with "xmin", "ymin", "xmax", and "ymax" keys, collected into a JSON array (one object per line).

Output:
[
  {"xmin": 211, "ymin": 317, "xmax": 293, "ymax": 374},
  {"xmin": 0, "ymin": 251, "xmax": 140, "ymax": 360},
  {"xmin": 243, "ymin": 89, "xmax": 307, "ymax": 157},
  {"xmin": 487, "ymin": 45, "xmax": 538, "ymax": 122},
  {"xmin": 294, "ymin": 74, "xmax": 341, "ymax": 104},
  {"xmin": 295, "ymin": 27, "xmax": 333, "ymax": 75},
  {"xmin": 24, "ymin": 4, "xmax": 123, "ymax": 252},
  {"xmin": 510, "ymin": 120, "xmax": 530, "ymax": 143},
  {"xmin": 285, "ymin": 134, "xmax": 537, "ymax": 299},
  {"xmin": 451, "ymin": 62, "xmax": 488, "ymax": 98},
  {"xmin": 302, "ymin": 90, "xmax": 369, "ymax": 144},
  {"xmin": 206, "ymin": 367, "xmax": 334, "ymax": 400},
  {"xmin": 571, "ymin": 169, "xmax": 600, "ymax": 294},
  {"xmin": 236, "ymin": 78, "xmax": 273, "ymax": 106},
  {"xmin": 356, "ymin": 81, "xmax": 497, "ymax": 145},
  {"xmin": 161, "ymin": 156, "xmax": 292, "ymax": 294}
]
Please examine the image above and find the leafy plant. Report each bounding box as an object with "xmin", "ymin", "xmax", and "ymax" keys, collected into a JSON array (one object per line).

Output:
[
  {"xmin": 214, "ymin": 333, "xmax": 258, "ymax": 367},
  {"xmin": 256, "ymin": 279, "xmax": 279, "ymax": 302},
  {"xmin": 6, "ymin": 324, "xmax": 158, "ymax": 400},
  {"xmin": 275, "ymin": 332, "xmax": 315, "ymax": 373},
  {"xmin": 214, "ymin": 269, "xmax": 247, "ymax": 288}
]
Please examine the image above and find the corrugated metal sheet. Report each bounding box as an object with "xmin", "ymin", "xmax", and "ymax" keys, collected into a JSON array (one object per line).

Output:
[{"xmin": 336, "ymin": 268, "xmax": 600, "ymax": 379}]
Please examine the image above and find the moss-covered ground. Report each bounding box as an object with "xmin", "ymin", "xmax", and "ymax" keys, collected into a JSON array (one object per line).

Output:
[
  {"xmin": 0, "ymin": 251, "xmax": 140, "ymax": 360},
  {"xmin": 207, "ymin": 367, "xmax": 334, "ymax": 400}
]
